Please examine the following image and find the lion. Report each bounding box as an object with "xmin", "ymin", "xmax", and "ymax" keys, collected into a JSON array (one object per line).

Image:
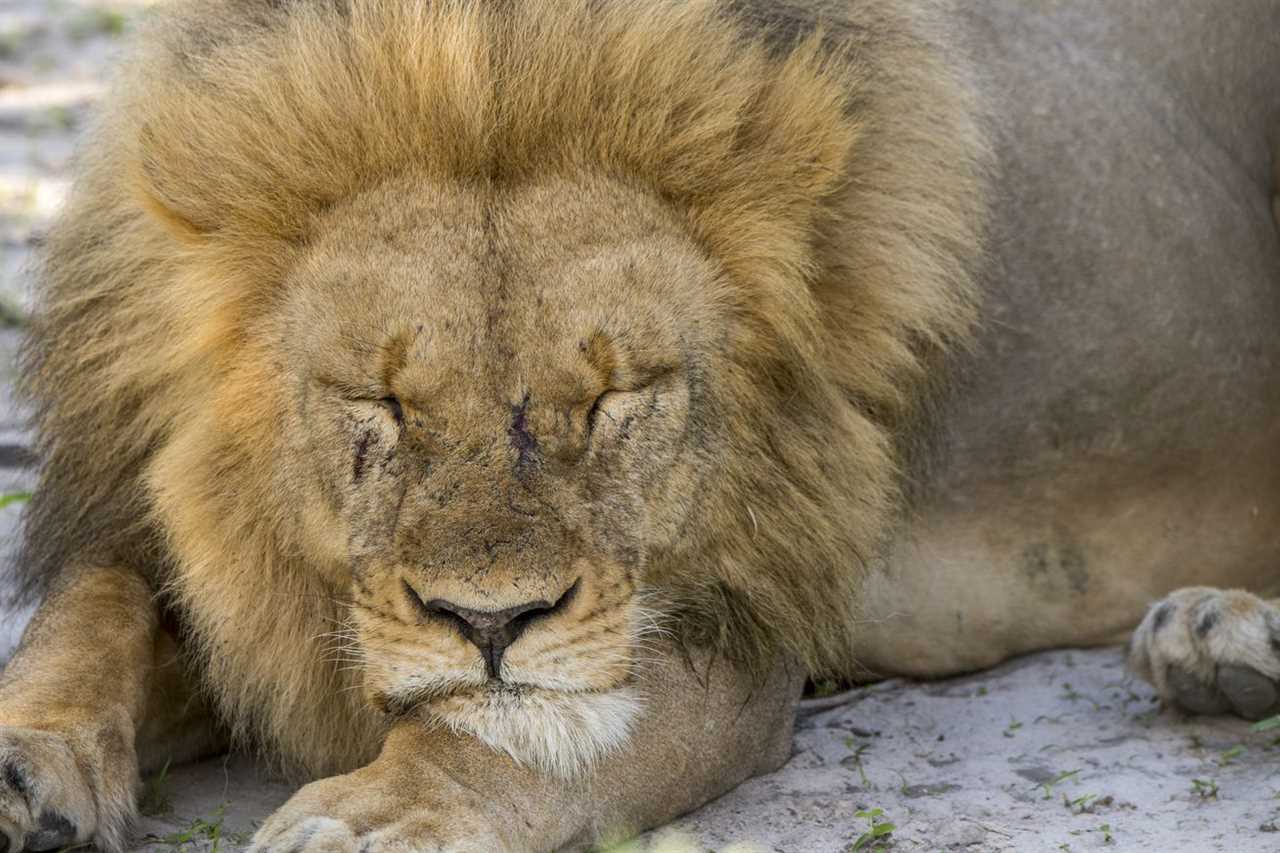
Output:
[{"xmin": 0, "ymin": 0, "xmax": 1277, "ymax": 850}]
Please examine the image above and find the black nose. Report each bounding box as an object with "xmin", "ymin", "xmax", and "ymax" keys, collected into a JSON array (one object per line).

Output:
[{"xmin": 410, "ymin": 580, "xmax": 579, "ymax": 679}]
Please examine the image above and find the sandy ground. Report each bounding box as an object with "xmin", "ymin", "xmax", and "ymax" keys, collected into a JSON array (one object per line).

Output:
[
  {"xmin": 120, "ymin": 650, "xmax": 1280, "ymax": 852},
  {"xmin": 1, "ymin": 4, "xmax": 1278, "ymax": 852}
]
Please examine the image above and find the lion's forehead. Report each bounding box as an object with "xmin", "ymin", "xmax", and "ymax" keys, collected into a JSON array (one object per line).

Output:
[{"xmin": 281, "ymin": 174, "xmax": 719, "ymax": 394}]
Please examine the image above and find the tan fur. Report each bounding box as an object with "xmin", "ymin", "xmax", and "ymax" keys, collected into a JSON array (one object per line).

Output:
[{"xmin": 16, "ymin": 0, "xmax": 986, "ymax": 782}]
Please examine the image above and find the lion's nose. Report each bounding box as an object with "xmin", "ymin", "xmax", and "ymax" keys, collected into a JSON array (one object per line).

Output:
[{"xmin": 415, "ymin": 580, "xmax": 579, "ymax": 679}]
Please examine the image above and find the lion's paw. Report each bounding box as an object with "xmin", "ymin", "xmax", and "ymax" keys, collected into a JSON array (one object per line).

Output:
[
  {"xmin": 1128, "ymin": 587, "xmax": 1280, "ymax": 720},
  {"xmin": 250, "ymin": 774, "xmax": 499, "ymax": 853},
  {"xmin": 0, "ymin": 727, "xmax": 101, "ymax": 853}
]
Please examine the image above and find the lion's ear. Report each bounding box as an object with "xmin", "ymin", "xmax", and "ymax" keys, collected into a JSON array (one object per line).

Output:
[
  {"xmin": 133, "ymin": 178, "xmax": 209, "ymax": 245},
  {"xmin": 130, "ymin": 122, "xmax": 219, "ymax": 244}
]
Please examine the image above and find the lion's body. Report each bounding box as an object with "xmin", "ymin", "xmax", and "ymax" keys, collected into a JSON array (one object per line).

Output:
[
  {"xmin": 857, "ymin": 0, "xmax": 1280, "ymax": 676},
  {"xmin": 0, "ymin": 1, "xmax": 1277, "ymax": 851}
]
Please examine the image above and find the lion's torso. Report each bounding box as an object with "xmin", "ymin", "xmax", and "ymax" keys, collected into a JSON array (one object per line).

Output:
[{"xmin": 856, "ymin": 0, "xmax": 1280, "ymax": 677}]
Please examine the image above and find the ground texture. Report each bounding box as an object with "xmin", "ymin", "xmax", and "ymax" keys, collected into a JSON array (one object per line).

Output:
[
  {"xmin": 1, "ymin": 4, "xmax": 1278, "ymax": 852},
  {"xmin": 117, "ymin": 650, "xmax": 1280, "ymax": 852}
]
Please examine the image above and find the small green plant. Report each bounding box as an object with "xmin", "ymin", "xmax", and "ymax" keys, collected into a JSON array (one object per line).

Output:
[
  {"xmin": 0, "ymin": 492, "xmax": 31, "ymax": 510},
  {"xmin": 1063, "ymin": 792, "xmax": 1097, "ymax": 813},
  {"xmin": 811, "ymin": 678, "xmax": 840, "ymax": 698},
  {"xmin": 844, "ymin": 738, "xmax": 872, "ymax": 787},
  {"xmin": 0, "ymin": 31, "xmax": 22, "ymax": 60},
  {"xmin": 1253, "ymin": 715, "xmax": 1280, "ymax": 733},
  {"xmin": 0, "ymin": 295, "xmax": 27, "ymax": 328},
  {"xmin": 1190, "ymin": 778, "xmax": 1219, "ymax": 800},
  {"xmin": 67, "ymin": 9, "xmax": 128, "ymax": 41},
  {"xmin": 1003, "ymin": 718, "xmax": 1023, "ymax": 738},
  {"xmin": 850, "ymin": 807, "xmax": 895, "ymax": 852},
  {"xmin": 1038, "ymin": 769, "xmax": 1081, "ymax": 800},
  {"xmin": 1097, "ymin": 823, "xmax": 1114, "ymax": 844},
  {"xmin": 139, "ymin": 760, "xmax": 173, "ymax": 817},
  {"xmin": 37, "ymin": 105, "xmax": 78, "ymax": 133},
  {"xmin": 150, "ymin": 805, "xmax": 249, "ymax": 853},
  {"xmin": 1219, "ymin": 745, "xmax": 1246, "ymax": 766}
]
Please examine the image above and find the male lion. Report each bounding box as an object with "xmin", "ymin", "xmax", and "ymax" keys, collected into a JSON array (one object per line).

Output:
[{"xmin": 1, "ymin": 0, "xmax": 1277, "ymax": 851}]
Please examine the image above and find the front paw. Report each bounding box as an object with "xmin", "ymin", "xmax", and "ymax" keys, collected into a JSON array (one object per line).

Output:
[
  {"xmin": 0, "ymin": 727, "xmax": 101, "ymax": 853},
  {"xmin": 250, "ymin": 771, "xmax": 501, "ymax": 853},
  {"xmin": 1128, "ymin": 587, "xmax": 1280, "ymax": 720}
]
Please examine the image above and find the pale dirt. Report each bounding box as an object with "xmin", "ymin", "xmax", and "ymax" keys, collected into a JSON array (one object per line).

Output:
[{"xmin": 0, "ymin": 4, "xmax": 1276, "ymax": 852}]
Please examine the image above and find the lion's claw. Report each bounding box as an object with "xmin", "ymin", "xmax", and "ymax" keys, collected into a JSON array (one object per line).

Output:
[{"xmin": 24, "ymin": 811, "xmax": 78, "ymax": 853}]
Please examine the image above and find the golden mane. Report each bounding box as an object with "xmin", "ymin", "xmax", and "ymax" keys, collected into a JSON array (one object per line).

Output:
[{"xmin": 17, "ymin": 0, "xmax": 987, "ymax": 774}]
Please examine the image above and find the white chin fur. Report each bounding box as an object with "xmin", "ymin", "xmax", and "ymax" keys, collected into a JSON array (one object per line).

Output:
[{"xmin": 426, "ymin": 687, "xmax": 642, "ymax": 778}]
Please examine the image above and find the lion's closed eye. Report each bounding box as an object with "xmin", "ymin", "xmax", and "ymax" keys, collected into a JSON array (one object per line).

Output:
[
  {"xmin": 379, "ymin": 395, "xmax": 405, "ymax": 426},
  {"xmin": 587, "ymin": 390, "xmax": 627, "ymax": 434},
  {"xmin": 586, "ymin": 382, "xmax": 670, "ymax": 442}
]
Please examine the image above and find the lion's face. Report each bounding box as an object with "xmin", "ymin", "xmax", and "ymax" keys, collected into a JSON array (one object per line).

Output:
[{"xmin": 270, "ymin": 173, "xmax": 727, "ymax": 770}]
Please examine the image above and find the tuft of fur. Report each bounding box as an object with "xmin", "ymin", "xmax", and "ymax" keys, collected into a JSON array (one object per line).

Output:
[
  {"xmin": 16, "ymin": 0, "xmax": 988, "ymax": 773},
  {"xmin": 429, "ymin": 688, "xmax": 644, "ymax": 779}
]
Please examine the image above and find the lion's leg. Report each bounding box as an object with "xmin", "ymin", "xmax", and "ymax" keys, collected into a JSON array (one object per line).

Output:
[
  {"xmin": 0, "ymin": 564, "xmax": 216, "ymax": 853},
  {"xmin": 250, "ymin": 646, "xmax": 802, "ymax": 852},
  {"xmin": 1127, "ymin": 587, "xmax": 1280, "ymax": 721}
]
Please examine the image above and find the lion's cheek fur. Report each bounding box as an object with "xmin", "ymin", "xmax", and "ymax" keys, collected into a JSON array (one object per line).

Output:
[{"xmin": 147, "ymin": 352, "xmax": 382, "ymax": 778}]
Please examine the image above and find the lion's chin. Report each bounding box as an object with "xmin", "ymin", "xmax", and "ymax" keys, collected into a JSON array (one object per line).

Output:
[{"xmin": 422, "ymin": 684, "xmax": 643, "ymax": 778}]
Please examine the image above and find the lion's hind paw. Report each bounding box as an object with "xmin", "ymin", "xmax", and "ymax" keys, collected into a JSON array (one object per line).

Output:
[{"xmin": 1128, "ymin": 587, "xmax": 1280, "ymax": 721}]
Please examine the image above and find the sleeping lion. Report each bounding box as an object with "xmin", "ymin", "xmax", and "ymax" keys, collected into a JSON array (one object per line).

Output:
[{"xmin": 1, "ymin": 0, "xmax": 1277, "ymax": 850}]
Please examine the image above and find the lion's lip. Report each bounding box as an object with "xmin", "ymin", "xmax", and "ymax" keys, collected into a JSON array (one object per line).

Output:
[
  {"xmin": 476, "ymin": 679, "xmax": 533, "ymax": 696},
  {"xmin": 446, "ymin": 679, "xmax": 597, "ymax": 699},
  {"xmin": 385, "ymin": 680, "xmax": 547, "ymax": 712},
  {"xmin": 406, "ymin": 678, "xmax": 619, "ymax": 709}
]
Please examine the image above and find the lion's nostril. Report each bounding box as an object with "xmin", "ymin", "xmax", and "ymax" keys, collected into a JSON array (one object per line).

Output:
[
  {"xmin": 407, "ymin": 578, "xmax": 581, "ymax": 679},
  {"xmin": 428, "ymin": 599, "xmax": 543, "ymax": 680}
]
